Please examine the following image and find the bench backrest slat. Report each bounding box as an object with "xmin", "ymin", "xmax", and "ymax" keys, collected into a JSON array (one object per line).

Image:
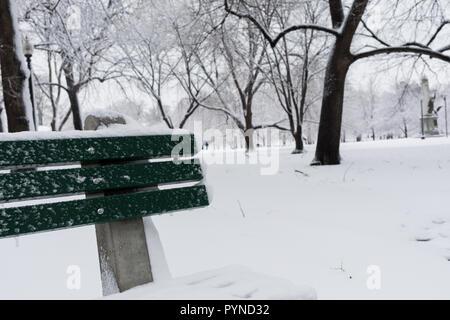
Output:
[
  {"xmin": 0, "ymin": 134, "xmax": 194, "ymax": 168},
  {"xmin": 0, "ymin": 161, "xmax": 203, "ymax": 202},
  {"xmin": 0, "ymin": 185, "xmax": 208, "ymax": 238}
]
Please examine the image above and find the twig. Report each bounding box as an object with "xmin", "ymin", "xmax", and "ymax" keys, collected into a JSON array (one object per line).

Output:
[
  {"xmin": 237, "ymin": 200, "xmax": 246, "ymax": 218},
  {"xmin": 342, "ymin": 162, "xmax": 354, "ymax": 182},
  {"xmin": 332, "ymin": 260, "xmax": 346, "ymax": 272},
  {"xmin": 295, "ymin": 169, "xmax": 309, "ymax": 177},
  {"xmin": 331, "ymin": 260, "xmax": 353, "ymax": 279}
]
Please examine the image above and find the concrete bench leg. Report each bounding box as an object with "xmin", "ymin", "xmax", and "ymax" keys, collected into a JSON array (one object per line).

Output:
[{"xmin": 96, "ymin": 218, "xmax": 153, "ymax": 295}]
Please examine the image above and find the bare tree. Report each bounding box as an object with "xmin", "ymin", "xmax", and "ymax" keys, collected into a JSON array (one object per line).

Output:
[
  {"xmin": 384, "ymin": 80, "xmax": 422, "ymax": 139},
  {"xmin": 225, "ymin": 0, "xmax": 450, "ymax": 164},
  {"xmin": 114, "ymin": 0, "xmax": 218, "ymax": 129},
  {"xmin": 20, "ymin": 0, "xmax": 126, "ymax": 130},
  {"xmin": 170, "ymin": 3, "xmax": 218, "ymax": 129},
  {"xmin": 192, "ymin": 1, "xmax": 288, "ymax": 151},
  {"xmin": 359, "ymin": 77, "xmax": 379, "ymax": 141},
  {"xmin": 34, "ymin": 49, "xmax": 65, "ymax": 130},
  {"xmin": 113, "ymin": 1, "xmax": 179, "ymax": 129},
  {"xmin": 264, "ymin": 0, "xmax": 328, "ymax": 153}
]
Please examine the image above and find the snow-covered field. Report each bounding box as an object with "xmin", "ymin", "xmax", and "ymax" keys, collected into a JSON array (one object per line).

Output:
[{"xmin": 1, "ymin": 137, "xmax": 450, "ymax": 299}]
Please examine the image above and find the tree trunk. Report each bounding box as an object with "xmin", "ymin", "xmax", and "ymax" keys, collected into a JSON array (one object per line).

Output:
[
  {"xmin": 47, "ymin": 51, "xmax": 57, "ymax": 131},
  {"xmin": 63, "ymin": 62, "xmax": 83, "ymax": 130},
  {"xmin": 311, "ymin": 0, "xmax": 368, "ymax": 165},
  {"xmin": 0, "ymin": 0, "xmax": 33, "ymax": 132},
  {"xmin": 244, "ymin": 106, "xmax": 254, "ymax": 151},
  {"xmin": 292, "ymin": 125, "xmax": 304, "ymax": 154},
  {"xmin": 38, "ymin": 105, "xmax": 43, "ymax": 126},
  {"xmin": 244, "ymin": 129, "xmax": 254, "ymax": 151},
  {"xmin": 51, "ymin": 109, "xmax": 57, "ymax": 131},
  {"xmin": 312, "ymin": 41, "xmax": 351, "ymax": 165},
  {"xmin": 0, "ymin": 107, "xmax": 4, "ymax": 132}
]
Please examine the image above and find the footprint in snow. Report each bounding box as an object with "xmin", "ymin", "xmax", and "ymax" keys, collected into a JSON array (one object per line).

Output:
[
  {"xmin": 212, "ymin": 281, "xmax": 235, "ymax": 289},
  {"xmin": 443, "ymin": 251, "xmax": 450, "ymax": 261},
  {"xmin": 186, "ymin": 274, "xmax": 219, "ymax": 286},
  {"xmin": 432, "ymin": 218, "xmax": 446, "ymax": 225},
  {"xmin": 415, "ymin": 232, "xmax": 434, "ymax": 242},
  {"xmin": 232, "ymin": 288, "xmax": 259, "ymax": 299}
]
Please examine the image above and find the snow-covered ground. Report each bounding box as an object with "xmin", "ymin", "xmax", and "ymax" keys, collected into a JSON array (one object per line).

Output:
[
  {"xmin": 1, "ymin": 137, "xmax": 450, "ymax": 299},
  {"xmin": 107, "ymin": 265, "xmax": 316, "ymax": 300}
]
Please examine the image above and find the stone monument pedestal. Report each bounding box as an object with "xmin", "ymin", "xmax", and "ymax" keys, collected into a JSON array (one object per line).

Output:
[{"xmin": 421, "ymin": 114, "xmax": 440, "ymax": 136}]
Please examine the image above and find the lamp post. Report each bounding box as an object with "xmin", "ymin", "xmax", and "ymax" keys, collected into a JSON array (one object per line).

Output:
[
  {"xmin": 23, "ymin": 36, "xmax": 36, "ymax": 130},
  {"xmin": 420, "ymin": 99, "xmax": 425, "ymax": 139},
  {"xmin": 444, "ymin": 96, "xmax": 448, "ymax": 138}
]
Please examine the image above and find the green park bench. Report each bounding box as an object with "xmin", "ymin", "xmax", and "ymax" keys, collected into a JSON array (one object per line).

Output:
[{"xmin": 0, "ymin": 132, "xmax": 209, "ymax": 295}]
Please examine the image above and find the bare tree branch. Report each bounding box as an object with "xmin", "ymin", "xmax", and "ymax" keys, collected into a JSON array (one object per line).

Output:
[{"xmin": 224, "ymin": 0, "xmax": 339, "ymax": 48}]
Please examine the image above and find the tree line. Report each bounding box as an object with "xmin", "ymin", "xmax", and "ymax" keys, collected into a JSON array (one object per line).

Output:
[{"xmin": 1, "ymin": 0, "xmax": 449, "ymax": 165}]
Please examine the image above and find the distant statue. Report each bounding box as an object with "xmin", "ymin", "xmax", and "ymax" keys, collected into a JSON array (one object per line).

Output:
[
  {"xmin": 420, "ymin": 77, "xmax": 440, "ymax": 135},
  {"xmin": 427, "ymin": 96, "xmax": 435, "ymax": 115}
]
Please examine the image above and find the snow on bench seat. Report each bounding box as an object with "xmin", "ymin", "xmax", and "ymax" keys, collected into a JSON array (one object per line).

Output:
[{"xmin": 106, "ymin": 265, "xmax": 316, "ymax": 300}]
